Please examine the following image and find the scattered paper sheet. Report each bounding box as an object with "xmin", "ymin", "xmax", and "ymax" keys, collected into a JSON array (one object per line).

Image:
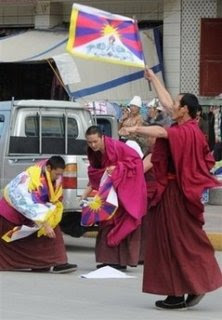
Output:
[{"xmin": 80, "ymin": 266, "xmax": 136, "ymax": 279}]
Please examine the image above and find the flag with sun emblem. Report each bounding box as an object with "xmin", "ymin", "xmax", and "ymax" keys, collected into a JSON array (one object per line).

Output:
[
  {"xmin": 81, "ymin": 172, "xmax": 118, "ymax": 226},
  {"xmin": 67, "ymin": 3, "xmax": 145, "ymax": 68}
]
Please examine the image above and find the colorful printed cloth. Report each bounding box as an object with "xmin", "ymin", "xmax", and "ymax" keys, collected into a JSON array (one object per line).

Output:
[
  {"xmin": 2, "ymin": 160, "xmax": 63, "ymax": 242},
  {"xmin": 81, "ymin": 172, "xmax": 118, "ymax": 226},
  {"xmin": 67, "ymin": 3, "xmax": 145, "ymax": 68}
]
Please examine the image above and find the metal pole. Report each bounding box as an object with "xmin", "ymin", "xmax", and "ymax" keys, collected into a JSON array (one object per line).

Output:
[
  {"xmin": 93, "ymin": 101, "xmax": 97, "ymax": 125},
  {"xmin": 65, "ymin": 110, "xmax": 68, "ymax": 155},
  {"xmin": 39, "ymin": 109, "xmax": 42, "ymax": 154}
]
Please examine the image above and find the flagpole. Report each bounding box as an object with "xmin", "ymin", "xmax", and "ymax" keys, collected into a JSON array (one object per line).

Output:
[
  {"xmin": 134, "ymin": 17, "xmax": 152, "ymax": 92},
  {"xmin": 93, "ymin": 101, "xmax": 97, "ymax": 125}
]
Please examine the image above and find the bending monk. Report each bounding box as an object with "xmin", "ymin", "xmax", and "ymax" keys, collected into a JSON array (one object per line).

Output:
[
  {"xmin": 0, "ymin": 156, "xmax": 77, "ymax": 274},
  {"xmin": 83, "ymin": 126, "xmax": 147, "ymax": 270}
]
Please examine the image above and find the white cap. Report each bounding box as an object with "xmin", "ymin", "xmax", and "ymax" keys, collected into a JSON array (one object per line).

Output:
[
  {"xmin": 129, "ymin": 96, "xmax": 142, "ymax": 108},
  {"xmin": 147, "ymin": 98, "xmax": 156, "ymax": 107},
  {"xmin": 157, "ymin": 105, "xmax": 164, "ymax": 111}
]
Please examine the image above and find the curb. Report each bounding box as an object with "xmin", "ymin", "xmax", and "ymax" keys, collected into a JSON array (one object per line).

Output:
[
  {"xmin": 207, "ymin": 232, "xmax": 222, "ymax": 251},
  {"xmin": 84, "ymin": 232, "xmax": 222, "ymax": 251}
]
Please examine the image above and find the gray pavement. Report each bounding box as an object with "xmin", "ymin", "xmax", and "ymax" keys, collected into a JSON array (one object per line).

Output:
[
  {"xmin": 204, "ymin": 204, "xmax": 222, "ymax": 233},
  {"xmin": 1, "ymin": 236, "xmax": 222, "ymax": 320}
]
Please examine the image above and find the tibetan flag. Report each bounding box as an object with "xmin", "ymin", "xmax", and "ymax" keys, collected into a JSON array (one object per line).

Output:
[
  {"xmin": 81, "ymin": 172, "xmax": 118, "ymax": 226},
  {"xmin": 67, "ymin": 3, "xmax": 145, "ymax": 68}
]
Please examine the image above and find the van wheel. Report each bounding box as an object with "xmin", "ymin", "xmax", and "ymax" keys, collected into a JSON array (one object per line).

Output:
[{"xmin": 60, "ymin": 212, "xmax": 86, "ymax": 238}]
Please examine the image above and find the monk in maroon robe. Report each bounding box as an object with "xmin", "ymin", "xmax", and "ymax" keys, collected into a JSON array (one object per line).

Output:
[
  {"xmin": 119, "ymin": 68, "xmax": 222, "ymax": 309},
  {"xmin": 83, "ymin": 126, "xmax": 147, "ymax": 269},
  {"xmin": 0, "ymin": 156, "xmax": 77, "ymax": 274},
  {"xmin": 139, "ymin": 135, "xmax": 158, "ymax": 263}
]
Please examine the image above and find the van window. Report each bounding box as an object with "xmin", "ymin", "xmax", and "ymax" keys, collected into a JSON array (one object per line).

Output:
[
  {"xmin": 0, "ymin": 114, "xmax": 5, "ymax": 136},
  {"xmin": 96, "ymin": 118, "xmax": 112, "ymax": 137},
  {"xmin": 25, "ymin": 115, "xmax": 78, "ymax": 138},
  {"xmin": 9, "ymin": 114, "xmax": 87, "ymax": 155}
]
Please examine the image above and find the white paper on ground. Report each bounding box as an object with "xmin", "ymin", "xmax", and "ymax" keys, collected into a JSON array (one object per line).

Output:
[{"xmin": 80, "ymin": 266, "xmax": 136, "ymax": 279}]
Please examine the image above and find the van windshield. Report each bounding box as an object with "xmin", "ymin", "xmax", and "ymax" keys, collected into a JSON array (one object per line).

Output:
[{"xmin": 25, "ymin": 115, "xmax": 78, "ymax": 138}]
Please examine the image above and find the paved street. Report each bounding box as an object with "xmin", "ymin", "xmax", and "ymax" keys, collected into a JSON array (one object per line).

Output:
[
  {"xmin": 1, "ymin": 1, "xmax": 222, "ymax": 319},
  {"xmin": 1, "ymin": 229, "xmax": 222, "ymax": 320},
  {"xmin": 204, "ymin": 204, "xmax": 222, "ymax": 233}
]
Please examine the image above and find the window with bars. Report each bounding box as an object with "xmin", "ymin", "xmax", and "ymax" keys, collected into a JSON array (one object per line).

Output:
[{"xmin": 25, "ymin": 115, "xmax": 78, "ymax": 138}]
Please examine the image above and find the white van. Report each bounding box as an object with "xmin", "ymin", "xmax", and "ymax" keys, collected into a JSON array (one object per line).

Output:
[{"xmin": 0, "ymin": 99, "xmax": 118, "ymax": 236}]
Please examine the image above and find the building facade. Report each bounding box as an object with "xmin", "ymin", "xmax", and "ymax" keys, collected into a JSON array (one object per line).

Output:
[{"xmin": 0, "ymin": 0, "xmax": 222, "ymax": 97}]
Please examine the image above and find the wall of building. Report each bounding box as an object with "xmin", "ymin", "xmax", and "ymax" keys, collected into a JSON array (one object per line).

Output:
[
  {"xmin": 0, "ymin": 1, "xmax": 34, "ymax": 26},
  {"xmin": 1, "ymin": 0, "xmax": 220, "ymax": 97},
  {"xmin": 0, "ymin": 0, "xmax": 163, "ymax": 28},
  {"xmin": 217, "ymin": 0, "xmax": 222, "ymax": 17},
  {"xmin": 163, "ymin": 0, "xmax": 181, "ymax": 98},
  {"xmin": 34, "ymin": 1, "xmax": 63, "ymax": 29},
  {"xmin": 180, "ymin": 0, "xmax": 217, "ymax": 96},
  {"xmin": 163, "ymin": 0, "xmax": 218, "ymax": 98},
  {"xmin": 62, "ymin": 0, "xmax": 163, "ymax": 23}
]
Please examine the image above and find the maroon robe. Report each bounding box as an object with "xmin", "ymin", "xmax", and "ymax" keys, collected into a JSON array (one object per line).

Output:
[
  {"xmin": 143, "ymin": 120, "xmax": 222, "ymax": 295},
  {"xmin": 139, "ymin": 154, "xmax": 158, "ymax": 263},
  {"xmin": 0, "ymin": 198, "xmax": 67, "ymax": 271},
  {"xmin": 88, "ymin": 136, "xmax": 147, "ymax": 266}
]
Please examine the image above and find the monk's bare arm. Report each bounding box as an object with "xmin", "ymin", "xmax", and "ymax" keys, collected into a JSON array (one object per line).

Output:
[
  {"xmin": 81, "ymin": 184, "xmax": 93, "ymax": 200},
  {"xmin": 143, "ymin": 153, "xmax": 153, "ymax": 173},
  {"xmin": 144, "ymin": 68, "xmax": 174, "ymax": 115},
  {"xmin": 119, "ymin": 125, "xmax": 168, "ymax": 139},
  {"xmin": 135, "ymin": 125, "xmax": 168, "ymax": 138}
]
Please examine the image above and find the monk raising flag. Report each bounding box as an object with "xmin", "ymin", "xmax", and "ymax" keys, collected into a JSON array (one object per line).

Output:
[{"xmin": 66, "ymin": 3, "xmax": 145, "ymax": 68}]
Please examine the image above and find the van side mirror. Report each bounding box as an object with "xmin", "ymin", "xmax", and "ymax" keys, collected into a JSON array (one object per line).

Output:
[{"xmin": 0, "ymin": 115, "xmax": 5, "ymax": 122}]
